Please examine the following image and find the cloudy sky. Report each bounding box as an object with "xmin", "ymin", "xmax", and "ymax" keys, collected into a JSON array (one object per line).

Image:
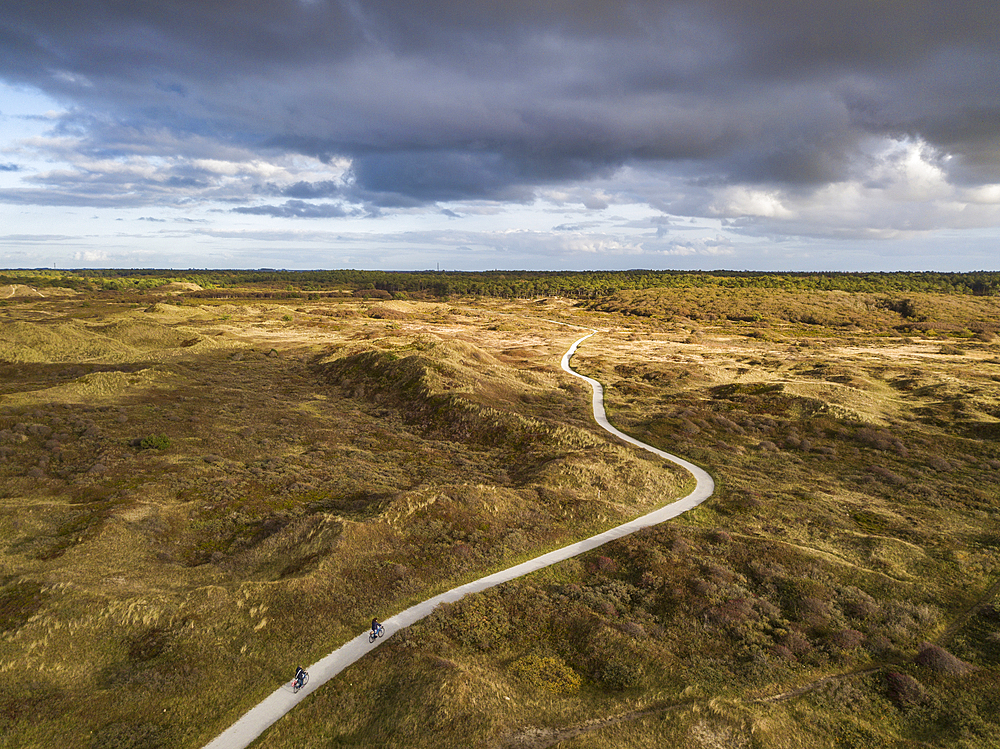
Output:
[{"xmin": 1, "ymin": 1, "xmax": 998, "ymax": 271}]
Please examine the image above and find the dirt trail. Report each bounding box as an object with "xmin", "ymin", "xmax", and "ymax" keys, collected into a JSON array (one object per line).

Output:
[{"xmin": 935, "ymin": 574, "xmax": 1000, "ymax": 649}]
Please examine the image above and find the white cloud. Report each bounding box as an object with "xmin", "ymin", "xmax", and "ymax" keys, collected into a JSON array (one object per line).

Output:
[
  {"xmin": 709, "ymin": 186, "xmax": 793, "ymax": 219},
  {"xmin": 74, "ymin": 249, "xmax": 109, "ymax": 262},
  {"xmin": 689, "ymin": 137, "xmax": 1000, "ymax": 241},
  {"xmin": 962, "ymin": 184, "xmax": 1000, "ymax": 204}
]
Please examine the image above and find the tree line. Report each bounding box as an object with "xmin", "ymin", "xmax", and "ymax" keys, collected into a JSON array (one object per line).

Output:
[{"xmin": 2, "ymin": 269, "xmax": 999, "ymax": 298}]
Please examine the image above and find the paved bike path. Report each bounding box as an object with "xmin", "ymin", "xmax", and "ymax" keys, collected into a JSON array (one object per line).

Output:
[{"xmin": 202, "ymin": 332, "xmax": 715, "ymax": 749}]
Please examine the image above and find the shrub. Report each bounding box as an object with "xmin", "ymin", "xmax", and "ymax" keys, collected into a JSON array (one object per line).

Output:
[
  {"xmin": 587, "ymin": 555, "xmax": 618, "ymax": 575},
  {"xmin": 447, "ymin": 590, "xmax": 510, "ymax": 650},
  {"xmin": 827, "ymin": 628, "xmax": 865, "ymax": 651},
  {"xmin": 669, "ymin": 536, "xmax": 690, "ymax": 554},
  {"xmin": 865, "ymin": 634, "xmax": 894, "ymax": 657},
  {"xmin": 782, "ymin": 630, "xmax": 812, "ymax": 656},
  {"xmin": 138, "ymin": 434, "xmax": 171, "ymax": 450},
  {"xmin": 927, "ymin": 456, "xmax": 953, "ymax": 472},
  {"xmin": 708, "ymin": 530, "xmax": 731, "ymax": 544},
  {"xmin": 842, "ymin": 593, "xmax": 880, "ymax": 621},
  {"xmin": 612, "ymin": 620, "xmax": 648, "ymax": 639},
  {"xmin": 885, "ymin": 671, "xmax": 928, "ymax": 709},
  {"xmin": 707, "ymin": 598, "xmax": 756, "ymax": 630},
  {"xmin": 856, "ymin": 427, "xmax": 907, "ymax": 456},
  {"xmin": 598, "ymin": 657, "xmax": 643, "ymax": 690},
  {"xmin": 510, "ymin": 654, "xmax": 581, "ymax": 695},
  {"xmin": 914, "ymin": 643, "xmax": 974, "ymax": 675},
  {"xmin": 368, "ymin": 305, "xmax": 406, "ymax": 320},
  {"xmin": 771, "ymin": 644, "xmax": 795, "ymax": 661},
  {"xmin": 799, "ymin": 596, "xmax": 833, "ymax": 617},
  {"xmin": 869, "ymin": 465, "xmax": 905, "ymax": 485}
]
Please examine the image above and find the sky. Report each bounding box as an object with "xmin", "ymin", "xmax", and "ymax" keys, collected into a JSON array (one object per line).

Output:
[{"xmin": 1, "ymin": 1, "xmax": 998, "ymax": 272}]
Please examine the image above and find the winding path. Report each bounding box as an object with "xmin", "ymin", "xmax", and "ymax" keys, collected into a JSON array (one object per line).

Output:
[{"xmin": 202, "ymin": 331, "xmax": 715, "ymax": 749}]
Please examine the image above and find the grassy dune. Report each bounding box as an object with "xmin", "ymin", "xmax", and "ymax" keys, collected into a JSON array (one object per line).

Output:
[
  {"xmin": 1, "ymin": 282, "xmax": 998, "ymax": 748},
  {"xmin": 0, "ymin": 292, "xmax": 687, "ymax": 748}
]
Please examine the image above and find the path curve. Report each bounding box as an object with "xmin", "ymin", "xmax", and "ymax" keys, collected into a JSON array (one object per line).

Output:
[{"xmin": 202, "ymin": 332, "xmax": 715, "ymax": 749}]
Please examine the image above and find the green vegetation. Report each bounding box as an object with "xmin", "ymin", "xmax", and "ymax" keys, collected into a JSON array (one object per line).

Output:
[
  {"xmin": 0, "ymin": 273, "xmax": 998, "ymax": 747},
  {"xmin": 138, "ymin": 434, "xmax": 171, "ymax": 450},
  {"xmin": 3, "ymin": 268, "xmax": 1000, "ymax": 301}
]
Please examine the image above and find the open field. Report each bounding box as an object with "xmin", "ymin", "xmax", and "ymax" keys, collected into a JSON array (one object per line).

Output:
[{"xmin": 1, "ymin": 276, "xmax": 999, "ymax": 748}]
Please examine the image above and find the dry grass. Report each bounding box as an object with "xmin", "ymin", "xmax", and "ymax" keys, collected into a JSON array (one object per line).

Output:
[
  {"xmin": 1, "ymin": 286, "xmax": 999, "ymax": 748},
  {"xmin": 0, "ymin": 291, "xmax": 687, "ymax": 748}
]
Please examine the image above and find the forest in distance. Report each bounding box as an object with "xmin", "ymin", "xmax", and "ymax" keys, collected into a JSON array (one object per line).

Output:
[{"xmin": 3, "ymin": 268, "xmax": 1000, "ymax": 300}]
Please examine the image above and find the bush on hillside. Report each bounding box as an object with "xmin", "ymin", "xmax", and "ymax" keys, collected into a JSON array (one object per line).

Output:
[
  {"xmin": 510, "ymin": 654, "xmax": 581, "ymax": 694},
  {"xmin": 914, "ymin": 643, "xmax": 974, "ymax": 675},
  {"xmin": 138, "ymin": 434, "xmax": 171, "ymax": 450}
]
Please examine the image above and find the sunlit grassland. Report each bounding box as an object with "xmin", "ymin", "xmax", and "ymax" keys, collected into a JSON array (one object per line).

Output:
[
  {"xmin": 251, "ymin": 288, "xmax": 1000, "ymax": 748},
  {"xmin": 0, "ymin": 291, "xmax": 693, "ymax": 748},
  {"xmin": 1, "ymin": 283, "xmax": 998, "ymax": 748}
]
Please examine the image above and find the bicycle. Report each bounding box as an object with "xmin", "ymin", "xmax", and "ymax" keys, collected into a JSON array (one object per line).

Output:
[
  {"xmin": 368, "ymin": 623, "xmax": 384, "ymax": 643},
  {"xmin": 291, "ymin": 669, "xmax": 309, "ymax": 693}
]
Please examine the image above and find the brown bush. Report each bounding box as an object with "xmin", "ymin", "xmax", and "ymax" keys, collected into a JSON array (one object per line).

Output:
[
  {"xmin": 367, "ymin": 305, "xmax": 406, "ymax": 320},
  {"xmin": 588, "ymin": 555, "xmax": 618, "ymax": 575},
  {"xmin": 927, "ymin": 456, "xmax": 953, "ymax": 472},
  {"xmin": 865, "ymin": 634, "xmax": 894, "ymax": 656},
  {"xmin": 709, "ymin": 598, "xmax": 753, "ymax": 627},
  {"xmin": 669, "ymin": 537, "xmax": 690, "ymax": 554},
  {"xmin": 771, "ymin": 644, "xmax": 796, "ymax": 661},
  {"xmin": 842, "ymin": 595, "xmax": 880, "ymax": 621},
  {"xmin": 827, "ymin": 628, "xmax": 865, "ymax": 651},
  {"xmin": 885, "ymin": 671, "xmax": 929, "ymax": 709},
  {"xmin": 799, "ymin": 596, "xmax": 833, "ymax": 617},
  {"xmin": 702, "ymin": 561, "xmax": 733, "ymax": 583},
  {"xmin": 353, "ymin": 288, "xmax": 391, "ymax": 299},
  {"xmin": 690, "ymin": 578, "xmax": 715, "ymax": 597},
  {"xmin": 782, "ymin": 630, "xmax": 812, "ymax": 656},
  {"xmin": 914, "ymin": 643, "xmax": 974, "ymax": 675},
  {"xmin": 869, "ymin": 465, "xmax": 905, "ymax": 485},
  {"xmin": 613, "ymin": 620, "xmax": 648, "ymax": 639},
  {"xmin": 856, "ymin": 427, "xmax": 907, "ymax": 456}
]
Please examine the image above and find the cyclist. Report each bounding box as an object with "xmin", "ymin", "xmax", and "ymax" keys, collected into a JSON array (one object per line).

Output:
[
  {"xmin": 371, "ymin": 618, "xmax": 381, "ymax": 637},
  {"xmin": 293, "ymin": 665, "xmax": 307, "ymax": 690}
]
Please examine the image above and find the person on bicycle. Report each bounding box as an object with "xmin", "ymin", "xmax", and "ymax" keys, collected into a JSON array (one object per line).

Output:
[
  {"xmin": 371, "ymin": 618, "xmax": 381, "ymax": 637},
  {"xmin": 294, "ymin": 665, "xmax": 307, "ymax": 689}
]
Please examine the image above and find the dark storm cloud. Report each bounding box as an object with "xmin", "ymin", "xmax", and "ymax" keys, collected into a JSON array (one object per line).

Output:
[
  {"xmin": 347, "ymin": 151, "xmax": 535, "ymax": 205},
  {"xmin": 279, "ymin": 181, "xmax": 343, "ymax": 200},
  {"xmin": 1, "ymin": 0, "xmax": 999, "ymax": 207}
]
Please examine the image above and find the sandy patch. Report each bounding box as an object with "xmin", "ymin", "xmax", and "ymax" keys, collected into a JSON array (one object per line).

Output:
[
  {"xmin": 0, "ymin": 284, "xmax": 45, "ymax": 298},
  {"xmin": 158, "ymin": 282, "xmax": 204, "ymax": 292}
]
